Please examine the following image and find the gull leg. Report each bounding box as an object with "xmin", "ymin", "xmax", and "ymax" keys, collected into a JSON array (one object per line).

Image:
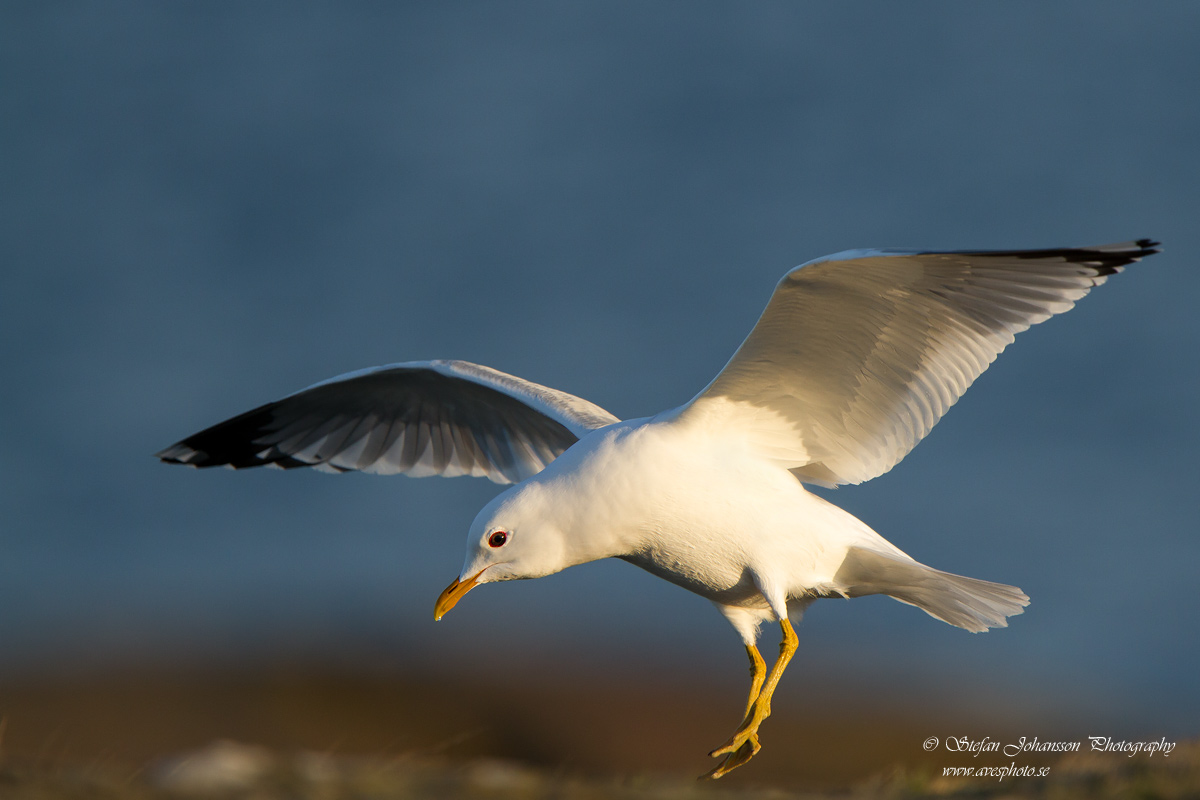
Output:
[
  {"xmin": 705, "ymin": 618, "xmax": 798, "ymax": 778},
  {"xmin": 701, "ymin": 643, "xmax": 766, "ymax": 780},
  {"xmin": 740, "ymin": 644, "xmax": 768, "ymax": 719}
]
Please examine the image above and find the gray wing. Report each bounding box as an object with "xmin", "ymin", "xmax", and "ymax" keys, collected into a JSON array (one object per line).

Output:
[
  {"xmin": 678, "ymin": 240, "xmax": 1159, "ymax": 487},
  {"xmin": 156, "ymin": 359, "xmax": 620, "ymax": 484}
]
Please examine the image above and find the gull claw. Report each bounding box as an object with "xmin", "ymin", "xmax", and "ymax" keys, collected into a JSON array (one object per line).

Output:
[
  {"xmin": 701, "ymin": 735, "xmax": 760, "ymax": 780},
  {"xmin": 709, "ymin": 701, "xmax": 769, "ymax": 759}
]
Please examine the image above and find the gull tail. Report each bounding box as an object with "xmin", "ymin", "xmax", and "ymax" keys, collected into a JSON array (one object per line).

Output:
[{"xmin": 833, "ymin": 547, "xmax": 1029, "ymax": 633}]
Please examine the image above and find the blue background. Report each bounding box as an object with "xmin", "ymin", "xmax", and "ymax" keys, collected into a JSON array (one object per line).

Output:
[{"xmin": 3, "ymin": 2, "xmax": 1197, "ymax": 738}]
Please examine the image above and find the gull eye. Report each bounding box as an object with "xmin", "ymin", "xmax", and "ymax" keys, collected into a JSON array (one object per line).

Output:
[{"xmin": 488, "ymin": 531, "xmax": 508, "ymax": 548}]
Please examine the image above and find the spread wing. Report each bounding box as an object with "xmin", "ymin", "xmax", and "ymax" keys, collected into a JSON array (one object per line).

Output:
[
  {"xmin": 679, "ymin": 240, "xmax": 1159, "ymax": 487},
  {"xmin": 156, "ymin": 360, "xmax": 620, "ymax": 484}
]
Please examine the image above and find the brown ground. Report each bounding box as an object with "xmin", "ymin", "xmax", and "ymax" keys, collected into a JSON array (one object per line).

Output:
[{"xmin": 1, "ymin": 665, "xmax": 1196, "ymax": 798}]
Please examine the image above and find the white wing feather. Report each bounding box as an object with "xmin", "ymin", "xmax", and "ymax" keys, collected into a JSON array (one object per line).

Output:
[{"xmin": 679, "ymin": 241, "xmax": 1158, "ymax": 486}]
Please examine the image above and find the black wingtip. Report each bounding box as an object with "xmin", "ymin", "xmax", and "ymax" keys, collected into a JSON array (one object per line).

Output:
[
  {"xmin": 991, "ymin": 239, "xmax": 1162, "ymax": 276},
  {"xmin": 1099, "ymin": 238, "xmax": 1162, "ymax": 272},
  {"xmin": 155, "ymin": 443, "xmax": 195, "ymax": 465},
  {"xmin": 154, "ymin": 400, "xmax": 288, "ymax": 469},
  {"xmin": 1093, "ymin": 238, "xmax": 1162, "ymax": 274}
]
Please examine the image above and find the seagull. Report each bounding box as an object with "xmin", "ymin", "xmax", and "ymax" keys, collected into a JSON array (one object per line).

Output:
[{"xmin": 158, "ymin": 240, "xmax": 1158, "ymax": 777}]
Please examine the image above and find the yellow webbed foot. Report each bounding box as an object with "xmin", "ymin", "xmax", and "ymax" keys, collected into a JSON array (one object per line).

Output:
[
  {"xmin": 709, "ymin": 706, "xmax": 768, "ymax": 759},
  {"xmin": 702, "ymin": 733, "xmax": 760, "ymax": 779}
]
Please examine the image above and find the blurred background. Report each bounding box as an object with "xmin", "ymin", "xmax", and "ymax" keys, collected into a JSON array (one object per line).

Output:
[{"xmin": 2, "ymin": 1, "xmax": 1198, "ymax": 790}]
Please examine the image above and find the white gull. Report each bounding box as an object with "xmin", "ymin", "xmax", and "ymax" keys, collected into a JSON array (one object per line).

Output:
[{"xmin": 158, "ymin": 240, "xmax": 1158, "ymax": 777}]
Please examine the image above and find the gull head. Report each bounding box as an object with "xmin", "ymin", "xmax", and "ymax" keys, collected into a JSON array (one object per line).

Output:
[{"xmin": 434, "ymin": 481, "xmax": 568, "ymax": 620}]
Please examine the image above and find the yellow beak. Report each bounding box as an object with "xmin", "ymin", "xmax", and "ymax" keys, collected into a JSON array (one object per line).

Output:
[{"xmin": 434, "ymin": 570, "xmax": 485, "ymax": 621}]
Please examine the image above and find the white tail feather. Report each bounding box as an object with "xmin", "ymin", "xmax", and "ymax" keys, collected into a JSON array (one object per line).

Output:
[{"xmin": 833, "ymin": 547, "xmax": 1029, "ymax": 633}]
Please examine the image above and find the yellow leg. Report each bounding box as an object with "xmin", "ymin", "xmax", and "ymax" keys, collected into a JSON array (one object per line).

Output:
[
  {"xmin": 701, "ymin": 643, "xmax": 767, "ymax": 780},
  {"xmin": 740, "ymin": 644, "xmax": 767, "ymax": 719},
  {"xmin": 704, "ymin": 618, "xmax": 799, "ymax": 779}
]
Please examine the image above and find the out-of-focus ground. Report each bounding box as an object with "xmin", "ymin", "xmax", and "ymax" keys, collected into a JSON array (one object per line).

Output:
[
  {"xmin": 4, "ymin": 740, "xmax": 1200, "ymax": 800},
  {"xmin": 2, "ymin": 666, "xmax": 1197, "ymax": 798}
]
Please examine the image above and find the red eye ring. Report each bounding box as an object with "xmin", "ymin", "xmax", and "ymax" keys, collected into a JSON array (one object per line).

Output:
[{"xmin": 488, "ymin": 531, "xmax": 508, "ymax": 548}]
